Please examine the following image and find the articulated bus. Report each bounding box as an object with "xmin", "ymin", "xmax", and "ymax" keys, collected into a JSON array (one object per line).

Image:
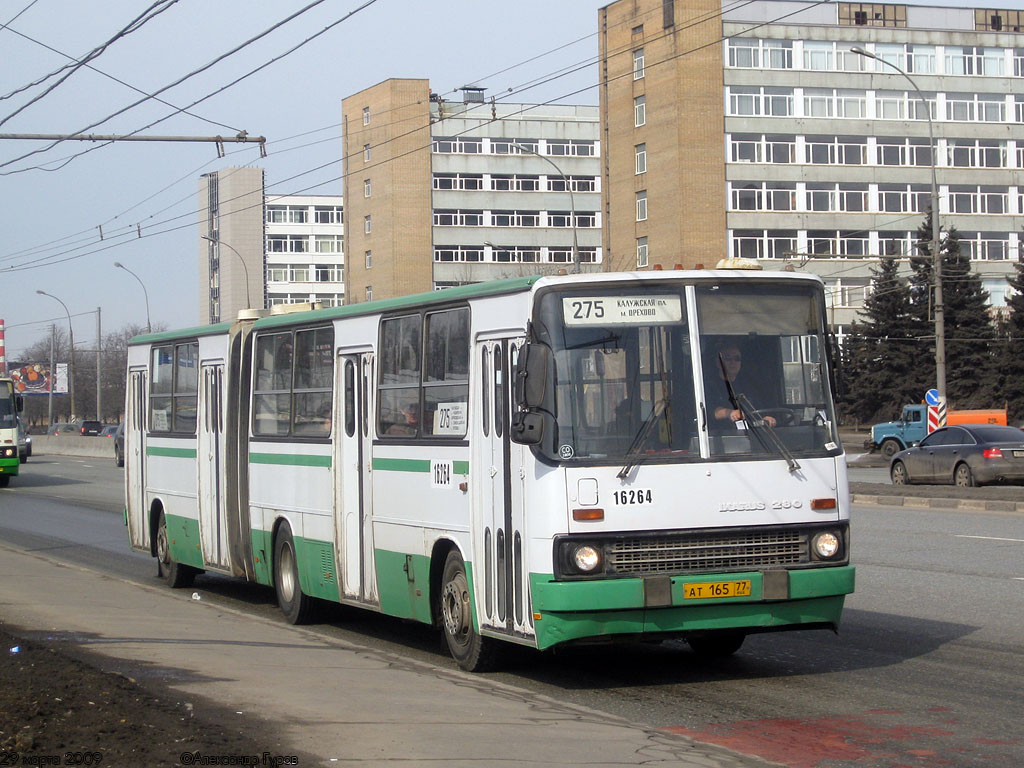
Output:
[
  {"xmin": 0, "ymin": 378, "xmax": 22, "ymax": 487},
  {"xmin": 124, "ymin": 270, "xmax": 854, "ymax": 670}
]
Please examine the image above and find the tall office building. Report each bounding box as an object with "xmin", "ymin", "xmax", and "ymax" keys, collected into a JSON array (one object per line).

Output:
[
  {"xmin": 600, "ymin": 0, "xmax": 1024, "ymax": 330},
  {"xmin": 199, "ymin": 167, "xmax": 266, "ymax": 325},
  {"xmin": 199, "ymin": 169, "xmax": 344, "ymax": 323},
  {"xmin": 342, "ymin": 79, "xmax": 602, "ymax": 303}
]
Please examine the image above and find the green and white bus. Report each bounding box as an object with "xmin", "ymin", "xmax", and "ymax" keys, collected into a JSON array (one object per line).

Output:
[
  {"xmin": 0, "ymin": 377, "xmax": 22, "ymax": 487},
  {"xmin": 124, "ymin": 270, "xmax": 854, "ymax": 670}
]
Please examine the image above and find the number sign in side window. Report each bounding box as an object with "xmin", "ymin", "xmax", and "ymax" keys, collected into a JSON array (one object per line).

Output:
[
  {"xmin": 150, "ymin": 345, "xmax": 174, "ymax": 432},
  {"xmin": 378, "ymin": 315, "xmax": 422, "ymax": 437},
  {"xmin": 253, "ymin": 332, "xmax": 294, "ymax": 436},
  {"xmin": 423, "ymin": 308, "xmax": 469, "ymax": 437}
]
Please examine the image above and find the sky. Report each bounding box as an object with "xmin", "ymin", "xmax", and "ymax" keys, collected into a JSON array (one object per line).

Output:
[
  {"xmin": 0, "ymin": 0, "xmax": 609, "ymax": 358},
  {"xmin": 3, "ymin": 0, "xmax": 1017, "ymax": 360}
]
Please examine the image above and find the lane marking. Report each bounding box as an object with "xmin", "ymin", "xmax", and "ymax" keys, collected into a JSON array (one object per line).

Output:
[{"xmin": 954, "ymin": 535, "xmax": 1024, "ymax": 543}]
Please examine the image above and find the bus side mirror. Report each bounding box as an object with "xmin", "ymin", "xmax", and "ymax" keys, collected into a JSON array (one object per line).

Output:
[
  {"xmin": 511, "ymin": 411, "xmax": 544, "ymax": 445},
  {"xmin": 514, "ymin": 343, "xmax": 550, "ymax": 410}
]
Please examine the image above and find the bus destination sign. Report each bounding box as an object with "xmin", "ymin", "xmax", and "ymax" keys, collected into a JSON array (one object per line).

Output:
[{"xmin": 562, "ymin": 295, "xmax": 682, "ymax": 326}]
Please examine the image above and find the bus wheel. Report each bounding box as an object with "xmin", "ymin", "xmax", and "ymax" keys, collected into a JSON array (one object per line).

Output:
[
  {"xmin": 156, "ymin": 511, "xmax": 196, "ymax": 588},
  {"xmin": 687, "ymin": 630, "xmax": 746, "ymax": 658},
  {"xmin": 440, "ymin": 550, "xmax": 500, "ymax": 672},
  {"xmin": 274, "ymin": 526, "xmax": 313, "ymax": 624},
  {"xmin": 0, "ymin": 476, "xmax": 9, "ymax": 488}
]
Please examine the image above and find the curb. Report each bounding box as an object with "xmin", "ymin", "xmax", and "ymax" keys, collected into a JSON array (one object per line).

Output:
[{"xmin": 852, "ymin": 493, "xmax": 1024, "ymax": 513}]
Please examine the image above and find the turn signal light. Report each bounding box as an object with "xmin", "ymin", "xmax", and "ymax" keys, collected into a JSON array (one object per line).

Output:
[
  {"xmin": 810, "ymin": 498, "xmax": 837, "ymax": 510},
  {"xmin": 983, "ymin": 448, "xmax": 1003, "ymax": 459},
  {"xmin": 572, "ymin": 508, "xmax": 604, "ymax": 521}
]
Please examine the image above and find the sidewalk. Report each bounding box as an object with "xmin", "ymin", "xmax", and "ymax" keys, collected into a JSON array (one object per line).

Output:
[{"xmin": 0, "ymin": 543, "xmax": 771, "ymax": 768}]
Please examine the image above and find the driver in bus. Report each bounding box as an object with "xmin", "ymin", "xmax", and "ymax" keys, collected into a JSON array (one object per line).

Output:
[{"xmin": 707, "ymin": 341, "xmax": 776, "ymax": 428}]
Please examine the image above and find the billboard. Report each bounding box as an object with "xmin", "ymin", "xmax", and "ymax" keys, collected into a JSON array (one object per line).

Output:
[{"xmin": 8, "ymin": 362, "xmax": 68, "ymax": 395}]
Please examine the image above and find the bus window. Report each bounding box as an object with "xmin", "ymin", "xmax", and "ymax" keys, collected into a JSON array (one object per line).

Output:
[
  {"xmin": 293, "ymin": 327, "xmax": 333, "ymax": 436},
  {"xmin": 378, "ymin": 315, "xmax": 421, "ymax": 437},
  {"xmin": 344, "ymin": 360, "xmax": 356, "ymax": 437},
  {"xmin": 150, "ymin": 342, "xmax": 199, "ymax": 434},
  {"xmin": 481, "ymin": 347, "xmax": 490, "ymax": 438},
  {"xmin": 423, "ymin": 308, "xmax": 469, "ymax": 438},
  {"xmin": 253, "ymin": 333, "xmax": 293, "ymax": 436}
]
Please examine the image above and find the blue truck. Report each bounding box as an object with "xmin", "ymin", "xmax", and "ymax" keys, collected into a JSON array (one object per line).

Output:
[{"xmin": 866, "ymin": 404, "xmax": 1008, "ymax": 457}]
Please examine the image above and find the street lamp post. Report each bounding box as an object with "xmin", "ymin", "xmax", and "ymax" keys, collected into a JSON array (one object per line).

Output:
[
  {"xmin": 510, "ymin": 143, "xmax": 580, "ymax": 274},
  {"xmin": 114, "ymin": 261, "xmax": 152, "ymax": 333},
  {"xmin": 201, "ymin": 234, "xmax": 252, "ymax": 310},
  {"xmin": 36, "ymin": 290, "xmax": 75, "ymax": 420},
  {"xmin": 852, "ymin": 46, "xmax": 946, "ymax": 422}
]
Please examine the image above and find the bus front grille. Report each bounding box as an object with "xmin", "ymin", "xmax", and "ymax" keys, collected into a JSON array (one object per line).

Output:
[{"xmin": 606, "ymin": 530, "xmax": 807, "ymax": 575}]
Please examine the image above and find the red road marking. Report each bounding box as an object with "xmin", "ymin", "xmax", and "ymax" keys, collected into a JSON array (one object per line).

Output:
[{"xmin": 661, "ymin": 710, "xmax": 1004, "ymax": 768}]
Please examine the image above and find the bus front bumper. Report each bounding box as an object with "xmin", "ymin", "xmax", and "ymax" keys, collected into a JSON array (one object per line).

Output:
[{"xmin": 528, "ymin": 565, "xmax": 855, "ymax": 650}]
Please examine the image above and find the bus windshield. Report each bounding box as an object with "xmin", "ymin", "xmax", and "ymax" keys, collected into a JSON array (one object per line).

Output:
[
  {"xmin": 532, "ymin": 281, "xmax": 839, "ymax": 464},
  {"xmin": 0, "ymin": 380, "xmax": 16, "ymax": 430}
]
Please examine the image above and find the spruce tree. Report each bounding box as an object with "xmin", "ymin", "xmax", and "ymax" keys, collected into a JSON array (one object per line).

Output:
[
  {"xmin": 999, "ymin": 253, "xmax": 1024, "ymax": 422},
  {"xmin": 908, "ymin": 213, "xmax": 997, "ymax": 408},
  {"xmin": 841, "ymin": 256, "xmax": 926, "ymax": 424}
]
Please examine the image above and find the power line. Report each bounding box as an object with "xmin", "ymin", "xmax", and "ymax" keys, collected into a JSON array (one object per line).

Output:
[
  {"xmin": 0, "ymin": 0, "xmax": 351, "ymax": 173},
  {"xmin": 0, "ymin": 0, "xmax": 180, "ymax": 126},
  {"xmin": 1, "ymin": 23, "xmax": 241, "ymax": 133}
]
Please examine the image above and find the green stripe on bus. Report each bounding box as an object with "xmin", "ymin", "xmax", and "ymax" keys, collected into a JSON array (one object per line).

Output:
[
  {"xmin": 373, "ymin": 457, "xmax": 429, "ymax": 472},
  {"xmin": 373, "ymin": 458, "xmax": 470, "ymax": 474},
  {"xmin": 147, "ymin": 446, "xmax": 197, "ymax": 459},
  {"xmin": 249, "ymin": 453, "xmax": 331, "ymax": 468}
]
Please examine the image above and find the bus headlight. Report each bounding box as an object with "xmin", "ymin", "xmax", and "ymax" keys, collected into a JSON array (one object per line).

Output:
[
  {"xmin": 572, "ymin": 544, "xmax": 602, "ymax": 573},
  {"xmin": 2, "ymin": 447, "xmax": 14, "ymax": 458},
  {"xmin": 812, "ymin": 531, "xmax": 841, "ymax": 559}
]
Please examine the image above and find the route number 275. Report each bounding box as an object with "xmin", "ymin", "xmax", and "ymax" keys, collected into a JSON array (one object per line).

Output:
[{"xmin": 569, "ymin": 300, "xmax": 605, "ymax": 320}]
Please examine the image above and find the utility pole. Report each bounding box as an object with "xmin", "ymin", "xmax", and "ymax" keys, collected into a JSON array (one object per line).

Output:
[
  {"xmin": 96, "ymin": 307, "xmax": 102, "ymax": 421},
  {"xmin": 47, "ymin": 325, "xmax": 54, "ymax": 429}
]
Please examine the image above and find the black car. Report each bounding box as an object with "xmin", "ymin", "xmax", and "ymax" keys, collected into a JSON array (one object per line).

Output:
[
  {"xmin": 114, "ymin": 422, "xmax": 125, "ymax": 467},
  {"xmin": 77, "ymin": 419, "xmax": 102, "ymax": 436},
  {"xmin": 890, "ymin": 424, "xmax": 1024, "ymax": 487}
]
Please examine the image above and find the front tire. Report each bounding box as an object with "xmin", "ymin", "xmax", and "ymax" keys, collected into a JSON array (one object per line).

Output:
[
  {"xmin": 891, "ymin": 460, "xmax": 909, "ymax": 485},
  {"xmin": 274, "ymin": 526, "xmax": 314, "ymax": 624},
  {"xmin": 156, "ymin": 511, "xmax": 196, "ymax": 588},
  {"xmin": 440, "ymin": 550, "xmax": 500, "ymax": 672},
  {"xmin": 880, "ymin": 439, "xmax": 901, "ymax": 459},
  {"xmin": 115, "ymin": 444, "xmax": 124, "ymax": 467},
  {"xmin": 687, "ymin": 630, "xmax": 746, "ymax": 658},
  {"xmin": 954, "ymin": 463, "xmax": 975, "ymax": 488},
  {"xmin": 0, "ymin": 476, "xmax": 9, "ymax": 488}
]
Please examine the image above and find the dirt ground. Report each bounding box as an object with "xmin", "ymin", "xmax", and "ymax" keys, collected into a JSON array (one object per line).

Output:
[{"xmin": 0, "ymin": 624, "xmax": 313, "ymax": 767}]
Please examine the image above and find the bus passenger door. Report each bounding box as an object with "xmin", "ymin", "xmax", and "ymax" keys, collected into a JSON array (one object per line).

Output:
[
  {"xmin": 335, "ymin": 352, "xmax": 377, "ymax": 604},
  {"xmin": 197, "ymin": 363, "xmax": 228, "ymax": 568},
  {"xmin": 126, "ymin": 368, "xmax": 147, "ymax": 550},
  {"xmin": 476, "ymin": 338, "xmax": 532, "ymax": 639}
]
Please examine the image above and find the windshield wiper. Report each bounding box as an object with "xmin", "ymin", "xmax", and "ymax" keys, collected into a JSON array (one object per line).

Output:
[
  {"xmin": 617, "ymin": 395, "xmax": 669, "ymax": 479},
  {"xmin": 734, "ymin": 392, "xmax": 801, "ymax": 473},
  {"xmin": 718, "ymin": 355, "xmax": 800, "ymax": 473}
]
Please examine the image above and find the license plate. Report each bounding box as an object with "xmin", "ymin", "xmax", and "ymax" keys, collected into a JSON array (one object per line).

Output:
[
  {"xmin": 1014, "ymin": 450, "xmax": 1024, "ymax": 458},
  {"xmin": 683, "ymin": 579, "xmax": 751, "ymax": 599}
]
